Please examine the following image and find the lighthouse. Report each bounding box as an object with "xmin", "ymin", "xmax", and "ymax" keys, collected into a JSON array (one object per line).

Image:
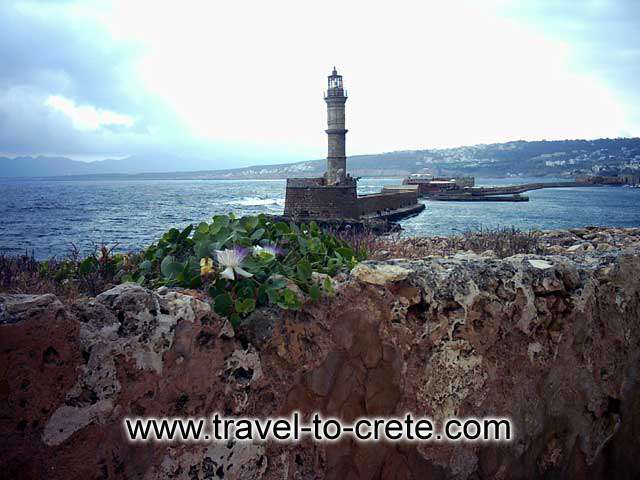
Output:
[
  {"xmin": 282, "ymin": 67, "xmax": 424, "ymax": 222},
  {"xmin": 324, "ymin": 67, "xmax": 348, "ymax": 185}
]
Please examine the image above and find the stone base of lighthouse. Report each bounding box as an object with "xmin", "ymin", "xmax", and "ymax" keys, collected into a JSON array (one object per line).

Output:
[{"xmin": 283, "ymin": 176, "xmax": 424, "ymax": 222}]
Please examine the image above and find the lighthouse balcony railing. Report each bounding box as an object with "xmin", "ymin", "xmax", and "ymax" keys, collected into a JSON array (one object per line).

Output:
[{"xmin": 324, "ymin": 89, "xmax": 347, "ymax": 98}]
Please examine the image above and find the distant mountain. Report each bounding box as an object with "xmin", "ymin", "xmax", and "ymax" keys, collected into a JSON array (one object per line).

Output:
[
  {"xmin": 0, "ymin": 154, "xmax": 229, "ymax": 177},
  {"xmin": 2, "ymin": 138, "xmax": 640, "ymax": 179},
  {"xmin": 0, "ymin": 155, "xmax": 96, "ymax": 177}
]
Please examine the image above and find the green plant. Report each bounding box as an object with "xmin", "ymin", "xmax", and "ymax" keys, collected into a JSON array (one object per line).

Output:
[{"xmin": 128, "ymin": 214, "xmax": 366, "ymax": 325}]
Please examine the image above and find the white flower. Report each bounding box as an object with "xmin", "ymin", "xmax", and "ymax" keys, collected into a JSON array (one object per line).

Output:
[{"xmin": 215, "ymin": 247, "xmax": 253, "ymax": 280}]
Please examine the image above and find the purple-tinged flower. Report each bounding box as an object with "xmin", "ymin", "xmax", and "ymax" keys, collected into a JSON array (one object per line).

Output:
[
  {"xmin": 253, "ymin": 243, "xmax": 285, "ymax": 259},
  {"xmin": 215, "ymin": 246, "xmax": 253, "ymax": 280}
]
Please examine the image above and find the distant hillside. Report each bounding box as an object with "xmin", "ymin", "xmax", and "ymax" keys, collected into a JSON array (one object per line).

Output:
[
  {"xmin": 0, "ymin": 154, "xmax": 233, "ymax": 177},
  {"xmin": 2, "ymin": 138, "xmax": 640, "ymax": 179},
  {"xmin": 397, "ymin": 138, "xmax": 640, "ymax": 178}
]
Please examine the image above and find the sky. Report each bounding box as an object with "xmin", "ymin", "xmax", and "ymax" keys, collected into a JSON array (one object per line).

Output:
[{"xmin": 1, "ymin": 0, "xmax": 639, "ymax": 168}]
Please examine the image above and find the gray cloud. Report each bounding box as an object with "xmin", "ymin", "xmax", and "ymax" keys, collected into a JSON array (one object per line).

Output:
[
  {"xmin": 1, "ymin": 0, "xmax": 639, "ymax": 164},
  {"xmin": 0, "ymin": 2, "xmax": 138, "ymax": 112},
  {"xmin": 0, "ymin": 1, "xmax": 272, "ymax": 168},
  {"xmin": 0, "ymin": 85, "xmax": 163, "ymax": 156},
  {"xmin": 0, "ymin": 0, "xmax": 187, "ymax": 157}
]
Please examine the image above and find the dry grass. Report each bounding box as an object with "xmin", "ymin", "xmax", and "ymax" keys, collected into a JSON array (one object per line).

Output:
[
  {"xmin": 342, "ymin": 226, "xmax": 546, "ymax": 260},
  {"xmin": 447, "ymin": 227, "xmax": 545, "ymax": 258},
  {"xmin": 0, "ymin": 244, "xmax": 127, "ymax": 299}
]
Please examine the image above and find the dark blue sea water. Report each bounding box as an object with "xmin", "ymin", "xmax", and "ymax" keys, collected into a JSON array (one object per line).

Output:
[{"xmin": 1, "ymin": 177, "xmax": 639, "ymax": 259}]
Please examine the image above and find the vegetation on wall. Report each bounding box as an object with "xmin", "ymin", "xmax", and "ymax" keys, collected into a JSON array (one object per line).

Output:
[
  {"xmin": 124, "ymin": 213, "xmax": 365, "ymax": 325},
  {"xmin": 0, "ymin": 214, "xmax": 366, "ymax": 324},
  {"xmin": 1, "ymin": 219, "xmax": 553, "ymax": 325}
]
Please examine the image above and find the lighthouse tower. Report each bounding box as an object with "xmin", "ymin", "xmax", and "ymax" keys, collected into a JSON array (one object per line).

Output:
[
  {"xmin": 282, "ymin": 67, "xmax": 423, "ymax": 222},
  {"xmin": 325, "ymin": 67, "xmax": 348, "ymax": 185}
]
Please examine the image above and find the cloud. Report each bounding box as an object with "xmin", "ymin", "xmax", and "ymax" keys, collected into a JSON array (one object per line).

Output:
[
  {"xmin": 0, "ymin": 1, "xmax": 136, "ymax": 113},
  {"xmin": 497, "ymin": 0, "xmax": 640, "ymax": 130},
  {"xmin": 0, "ymin": 85, "xmax": 153, "ymax": 156},
  {"xmin": 0, "ymin": 0, "xmax": 184, "ymax": 158},
  {"xmin": 0, "ymin": 0, "xmax": 638, "ymax": 167},
  {"xmin": 0, "ymin": 0, "xmax": 307, "ymax": 166},
  {"xmin": 45, "ymin": 95, "xmax": 135, "ymax": 130}
]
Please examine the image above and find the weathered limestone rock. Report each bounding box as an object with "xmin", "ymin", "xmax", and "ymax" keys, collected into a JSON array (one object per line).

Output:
[
  {"xmin": 0, "ymin": 293, "xmax": 65, "ymax": 324},
  {"xmin": 351, "ymin": 262, "xmax": 412, "ymax": 285},
  {"xmin": 1, "ymin": 245, "xmax": 640, "ymax": 479}
]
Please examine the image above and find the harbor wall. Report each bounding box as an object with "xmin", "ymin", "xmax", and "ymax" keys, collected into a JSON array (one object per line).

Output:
[{"xmin": 357, "ymin": 190, "xmax": 420, "ymax": 216}]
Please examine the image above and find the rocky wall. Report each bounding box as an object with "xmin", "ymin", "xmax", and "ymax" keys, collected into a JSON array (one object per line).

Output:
[{"xmin": 1, "ymin": 246, "xmax": 640, "ymax": 479}]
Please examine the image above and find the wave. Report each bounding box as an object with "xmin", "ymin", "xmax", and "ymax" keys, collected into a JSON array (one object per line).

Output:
[{"xmin": 228, "ymin": 197, "xmax": 285, "ymax": 206}]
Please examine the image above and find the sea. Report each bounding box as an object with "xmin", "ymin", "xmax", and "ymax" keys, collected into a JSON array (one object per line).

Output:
[{"xmin": 1, "ymin": 177, "xmax": 639, "ymax": 259}]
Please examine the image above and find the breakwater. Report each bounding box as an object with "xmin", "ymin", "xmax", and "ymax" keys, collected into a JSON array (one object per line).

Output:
[
  {"xmin": 427, "ymin": 181, "xmax": 589, "ymax": 202},
  {"xmin": 467, "ymin": 181, "xmax": 583, "ymax": 196}
]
